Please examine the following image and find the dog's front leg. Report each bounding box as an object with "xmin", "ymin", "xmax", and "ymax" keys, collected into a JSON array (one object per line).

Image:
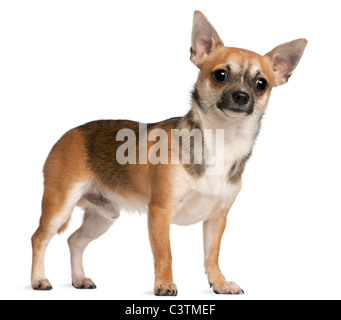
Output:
[
  {"xmin": 203, "ymin": 210, "xmax": 244, "ymax": 295},
  {"xmin": 148, "ymin": 204, "xmax": 177, "ymax": 296}
]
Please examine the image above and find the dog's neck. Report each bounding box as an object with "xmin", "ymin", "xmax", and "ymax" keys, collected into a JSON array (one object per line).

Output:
[
  {"xmin": 176, "ymin": 99, "xmax": 263, "ymax": 178},
  {"xmin": 182, "ymin": 100, "xmax": 263, "ymax": 145}
]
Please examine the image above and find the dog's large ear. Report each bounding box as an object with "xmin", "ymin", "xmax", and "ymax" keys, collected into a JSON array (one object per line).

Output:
[
  {"xmin": 190, "ymin": 11, "xmax": 224, "ymax": 68},
  {"xmin": 266, "ymin": 39, "xmax": 308, "ymax": 86}
]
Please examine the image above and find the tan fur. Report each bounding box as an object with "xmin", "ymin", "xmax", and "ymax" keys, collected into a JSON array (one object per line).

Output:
[
  {"xmin": 42, "ymin": 129, "xmax": 90, "ymax": 227},
  {"xmin": 31, "ymin": 129, "xmax": 91, "ymax": 289},
  {"xmin": 198, "ymin": 46, "xmax": 275, "ymax": 91},
  {"xmin": 203, "ymin": 210, "xmax": 229, "ymax": 293}
]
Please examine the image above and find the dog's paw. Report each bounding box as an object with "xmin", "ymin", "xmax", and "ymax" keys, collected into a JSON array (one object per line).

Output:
[
  {"xmin": 32, "ymin": 278, "xmax": 53, "ymax": 291},
  {"xmin": 211, "ymin": 281, "xmax": 244, "ymax": 295},
  {"xmin": 154, "ymin": 282, "xmax": 178, "ymax": 296},
  {"xmin": 72, "ymin": 278, "xmax": 97, "ymax": 289}
]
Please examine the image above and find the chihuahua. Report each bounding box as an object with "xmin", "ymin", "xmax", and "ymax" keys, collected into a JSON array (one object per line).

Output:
[{"xmin": 31, "ymin": 11, "xmax": 307, "ymax": 295}]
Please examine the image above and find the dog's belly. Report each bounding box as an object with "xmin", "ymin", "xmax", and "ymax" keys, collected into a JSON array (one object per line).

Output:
[
  {"xmin": 79, "ymin": 174, "xmax": 241, "ymax": 225},
  {"xmin": 78, "ymin": 186, "xmax": 149, "ymax": 218}
]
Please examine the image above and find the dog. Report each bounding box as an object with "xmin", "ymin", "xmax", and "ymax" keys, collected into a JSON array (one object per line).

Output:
[{"xmin": 31, "ymin": 11, "xmax": 307, "ymax": 295}]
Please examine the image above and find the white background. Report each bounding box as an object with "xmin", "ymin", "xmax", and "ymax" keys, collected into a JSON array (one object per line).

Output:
[{"xmin": 1, "ymin": 0, "xmax": 340, "ymax": 300}]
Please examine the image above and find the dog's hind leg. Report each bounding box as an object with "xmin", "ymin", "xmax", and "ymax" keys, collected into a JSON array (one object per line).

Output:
[
  {"xmin": 67, "ymin": 206, "xmax": 117, "ymax": 289},
  {"xmin": 31, "ymin": 183, "xmax": 85, "ymax": 290},
  {"xmin": 31, "ymin": 128, "xmax": 90, "ymax": 290}
]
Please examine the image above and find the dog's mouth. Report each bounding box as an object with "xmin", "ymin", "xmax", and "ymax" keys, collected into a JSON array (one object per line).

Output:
[
  {"xmin": 219, "ymin": 108, "xmax": 245, "ymax": 119},
  {"xmin": 217, "ymin": 102, "xmax": 254, "ymax": 117}
]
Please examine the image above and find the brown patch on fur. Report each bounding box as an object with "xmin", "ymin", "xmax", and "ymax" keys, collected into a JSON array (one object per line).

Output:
[
  {"xmin": 228, "ymin": 152, "xmax": 252, "ymax": 184},
  {"xmin": 78, "ymin": 118, "xmax": 181, "ymax": 195},
  {"xmin": 78, "ymin": 120, "xmax": 140, "ymax": 192},
  {"xmin": 78, "ymin": 117, "xmax": 207, "ymax": 195},
  {"xmin": 176, "ymin": 109, "xmax": 207, "ymax": 178}
]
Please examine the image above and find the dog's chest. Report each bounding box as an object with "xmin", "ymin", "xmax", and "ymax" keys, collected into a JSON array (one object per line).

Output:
[
  {"xmin": 171, "ymin": 127, "xmax": 254, "ymax": 226},
  {"xmin": 171, "ymin": 172, "xmax": 241, "ymax": 226}
]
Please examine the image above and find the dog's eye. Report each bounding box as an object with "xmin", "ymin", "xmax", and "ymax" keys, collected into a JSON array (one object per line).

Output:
[
  {"xmin": 255, "ymin": 78, "xmax": 268, "ymax": 92},
  {"xmin": 213, "ymin": 69, "xmax": 228, "ymax": 83}
]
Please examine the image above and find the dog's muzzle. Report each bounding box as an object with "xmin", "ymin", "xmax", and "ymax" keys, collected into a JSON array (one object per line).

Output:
[{"xmin": 217, "ymin": 90, "xmax": 254, "ymax": 115}]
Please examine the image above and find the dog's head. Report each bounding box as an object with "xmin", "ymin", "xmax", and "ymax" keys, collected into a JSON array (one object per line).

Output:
[{"xmin": 190, "ymin": 11, "xmax": 307, "ymax": 120}]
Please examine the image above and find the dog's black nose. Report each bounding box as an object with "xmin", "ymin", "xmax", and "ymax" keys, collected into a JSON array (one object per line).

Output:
[{"xmin": 232, "ymin": 91, "xmax": 250, "ymax": 106}]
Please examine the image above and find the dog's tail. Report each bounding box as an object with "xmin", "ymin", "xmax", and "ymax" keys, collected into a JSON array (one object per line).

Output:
[{"xmin": 57, "ymin": 216, "xmax": 72, "ymax": 234}]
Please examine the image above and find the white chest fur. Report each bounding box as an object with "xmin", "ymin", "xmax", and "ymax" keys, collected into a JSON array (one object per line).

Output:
[{"xmin": 171, "ymin": 117, "xmax": 258, "ymax": 226}]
